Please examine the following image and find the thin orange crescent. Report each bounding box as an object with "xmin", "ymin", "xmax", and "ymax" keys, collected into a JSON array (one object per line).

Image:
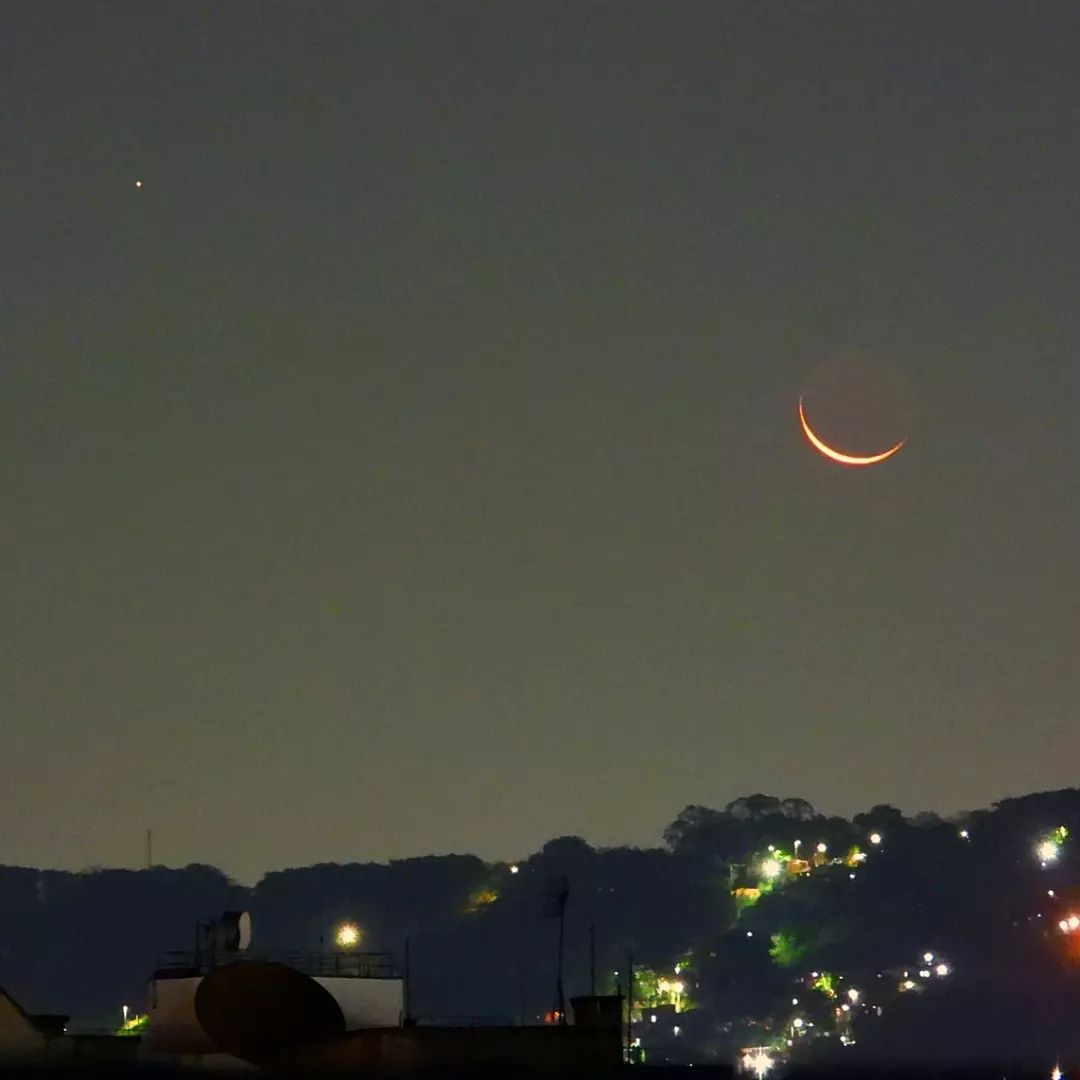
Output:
[{"xmin": 798, "ymin": 397, "xmax": 905, "ymax": 466}]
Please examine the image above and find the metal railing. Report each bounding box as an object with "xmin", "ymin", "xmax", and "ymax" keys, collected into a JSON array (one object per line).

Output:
[{"xmin": 155, "ymin": 948, "xmax": 397, "ymax": 979}]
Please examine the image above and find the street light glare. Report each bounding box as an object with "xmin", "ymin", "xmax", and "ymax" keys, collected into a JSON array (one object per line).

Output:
[
  {"xmin": 335, "ymin": 922, "xmax": 361, "ymax": 948},
  {"xmin": 1037, "ymin": 840, "xmax": 1059, "ymax": 863}
]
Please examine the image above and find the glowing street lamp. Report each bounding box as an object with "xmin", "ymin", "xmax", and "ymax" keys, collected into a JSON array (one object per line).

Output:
[
  {"xmin": 335, "ymin": 922, "xmax": 361, "ymax": 949},
  {"xmin": 935, "ymin": 963, "xmax": 949, "ymax": 977},
  {"xmin": 742, "ymin": 1049, "xmax": 775, "ymax": 1078},
  {"xmin": 1038, "ymin": 840, "xmax": 1060, "ymax": 865},
  {"xmin": 760, "ymin": 858, "xmax": 782, "ymax": 881},
  {"xmin": 869, "ymin": 832, "xmax": 882, "ymax": 846},
  {"xmin": 816, "ymin": 842, "xmax": 828, "ymax": 855}
]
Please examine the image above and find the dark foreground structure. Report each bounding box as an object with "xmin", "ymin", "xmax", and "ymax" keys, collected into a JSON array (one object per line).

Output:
[{"xmin": 193, "ymin": 959, "xmax": 624, "ymax": 1073}]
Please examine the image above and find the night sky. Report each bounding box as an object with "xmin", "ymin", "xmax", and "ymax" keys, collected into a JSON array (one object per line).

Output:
[{"xmin": 4, "ymin": 3, "xmax": 1080, "ymax": 883}]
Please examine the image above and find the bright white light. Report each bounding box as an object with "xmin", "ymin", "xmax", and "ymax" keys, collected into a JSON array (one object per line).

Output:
[
  {"xmin": 650, "ymin": 1014, "xmax": 657, "ymax": 1023},
  {"xmin": 923, "ymin": 952, "xmax": 934, "ymax": 963},
  {"xmin": 935, "ymin": 963, "xmax": 949, "ymax": 977},
  {"xmin": 792, "ymin": 1017, "xmax": 804, "ymax": 1029},
  {"xmin": 134, "ymin": 180, "xmax": 143, "ymax": 189},
  {"xmin": 869, "ymin": 832, "xmax": 882, "ymax": 845},
  {"xmin": 959, "ymin": 829, "xmax": 969, "ymax": 839},
  {"xmin": 673, "ymin": 981, "xmax": 685, "ymax": 995},
  {"xmin": 791, "ymin": 998, "xmax": 798, "ymax": 1005},
  {"xmin": 900, "ymin": 980, "xmax": 916, "ymax": 992},
  {"xmin": 746, "ymin": 931, "xmax": 754, "ymax": 937},
  {"xmin": 760, "ymin": 858, "xmax": 782, "ymax": 881},
  {"xmin": 509, "ymin": 865, "xmax": 520, "ymax": 874},
  {"xmin": 673, "ymin": 1026, "xmax": 681, "ymax": 1037},
  {"xmin": 919, "ymin": 969, "xmax": 931, "ymax": 979},
  {"xmin": 847, "ymin": 988, "xmax": 860, "ymax": 1003},
  {"xmin": 1038, "ymin": 840, "xmax": 1060, "ymax": 864},
  {"xmin": 1049, "ymin": 890, "xmax": 1056, "ymax": 897},
  {"xmin": 1069, "ymin": 915, "xmax": 1080, "ymax": 931},
  {"xmin": 849, "ymin": 873, "xmax": 856, "ymax": 880},
  {"xmin": 1050, "ymin": 1066, "xmax": 1063, "ymax": 1080},
  {"xmin": 816, "ymin": 842, "xmax": 828, "ymax": 854},
  {"xmin": 767, "ymin": 845, "xmax": 776, "ymax": 852},
  {"xmin": 841, "ymin": 1004, "xmax": 850, "ymax": 1012},
  {"xmin": 1060, "ymin": 919, "xmax": 1071, "ymax": 933},
  {"xmin": 742, "ymin": 1049, "xmax": 775, "ymax": 1078},
  {"xmin": 335, "ymin": 922, "xmax": 361, "ymax": 948}
]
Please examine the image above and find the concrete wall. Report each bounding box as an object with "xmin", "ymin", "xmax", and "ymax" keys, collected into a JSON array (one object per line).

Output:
[
  {"xmin": 313, "ymin": 977, "xmax": 403, "ymax": 1029},
  {"xmin": 143, "ymin": 971, "xmax": 402, "ymax": 1063},
  {"xmin": 142, "ymin": 976, "xmax": 220, "ymax": 1057}
]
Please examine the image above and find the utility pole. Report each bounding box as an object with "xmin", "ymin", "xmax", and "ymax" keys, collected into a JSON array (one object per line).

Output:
[
  {"xmin": 146, "ymin": 830, "xmax": 153, "ymax": 870},
  {"xmin": 589, "ymin": 923, "xmax": 596, "ymax": 995},
  {"xmin": 556, "ymin": 902, "xmax": 566, "ymax": 1024}
]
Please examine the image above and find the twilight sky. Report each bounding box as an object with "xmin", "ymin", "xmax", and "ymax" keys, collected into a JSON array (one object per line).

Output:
[{"xmin": 3, "ymin": 2, "xmax": 1080, "ymax": 883}]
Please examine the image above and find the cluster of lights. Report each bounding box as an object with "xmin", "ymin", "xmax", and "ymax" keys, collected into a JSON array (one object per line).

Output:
[{"xmin": 1058, "ymin": 914, "xmax": 1080, "ymax": 934}]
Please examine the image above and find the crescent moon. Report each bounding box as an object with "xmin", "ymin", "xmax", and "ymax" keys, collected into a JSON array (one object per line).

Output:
[{"xmin": 798, "ymin": 397, "xmax": 905, "ymax": 466}]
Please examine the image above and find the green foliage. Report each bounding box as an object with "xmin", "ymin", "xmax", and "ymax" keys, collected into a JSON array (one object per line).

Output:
[
  {"xmin": 769, "ymin": 929, "xmax": 810, "ymax": 968},
  {"xmin": 811, "ymin": 971, "xmax": 837, "ymax": 998}
]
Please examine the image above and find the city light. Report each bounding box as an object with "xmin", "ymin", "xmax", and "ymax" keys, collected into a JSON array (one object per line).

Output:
[
  {"xmin": 509, "ymin": 865, "xmax": 520, "ymax": 874},
  {"xmin": 760, "ymin": 858, "xmax": 782, "ymax": 881},
  {"xmin": 919, "ymin": 969, "xmax": 931, "ymax": 979},
  {"xmin": 1038, "ymin": 840, "xmax": 1059, "ymax": 864},
  {"xmin": 742, "ymin": 1049, "xmax": 775, "ymax": 1078},
  {"xmin": 335, "ymin": 922, "xmax": 361, "ymax": 948},
  {"xmin": 792, "ymin": 1017, "xmax": 804, "ymax": 1029},
  {"xmin": 816, "ymin": 842, "xmax": 828, "ymax": 854},
  {"xmin": 923, "ymin": 952, "xmax": 934, "ymax": 963},
  {"xmin": 847, "ymin": 988, "xmax": 860, "ymax": 1003},
  {"xmin": 869, "ymin": 833, "xmax": 882, "ymax": 845},
  {"xmin": 935, "ymin": 963, "xmax": 950, "ymax": 976},
  {"xmin": 959, "ymin": 829, "xmax": 970, "ymax": 839},
  {"xmin": 1050, "ymin": 1066, "xmax": 1063, "ymax": 1080}
]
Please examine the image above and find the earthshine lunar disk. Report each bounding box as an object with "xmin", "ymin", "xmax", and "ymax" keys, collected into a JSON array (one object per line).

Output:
[{"xmin": 798, "ymin": 397, "xmax": 905, "ymax": 466}]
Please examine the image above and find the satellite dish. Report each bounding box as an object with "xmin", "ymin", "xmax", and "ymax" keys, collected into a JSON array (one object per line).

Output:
[
  {"xmin": 217, "ymin": 910, "xmax": 251, "ymax": 953},
  {"xmin": 194, "ymin": 962, "xmax": 345, "ymax": 1065}
]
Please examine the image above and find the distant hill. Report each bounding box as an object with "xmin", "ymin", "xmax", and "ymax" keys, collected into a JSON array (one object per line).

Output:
[{"xmin": 4, "ymin": 789, "xmax": 1080, "ymax": 1068}]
